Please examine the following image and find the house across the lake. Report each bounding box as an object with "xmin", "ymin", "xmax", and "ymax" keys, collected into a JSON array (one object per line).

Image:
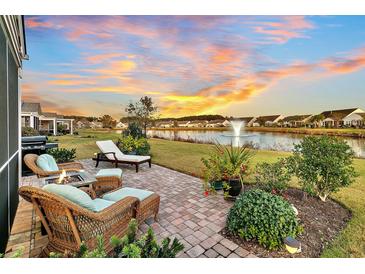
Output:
[
  {"xmin": 21, "ymin": 102, "xmax": 74, "ymax": 135},
  {"xmin": 253, "ymin": 115, "xmax": 284, "ymax": 127},
  {"xmin": 280, "ymin": 114, "xmax": 313, "ymax": 128},
  {"xmin": 205, "ymin": 119, "xmax": 230, "ymax": 128},
  {"xmin": 319, "ymin": 108, "xmax": 365, "ymax": 128},
  {"xmin": 239, "ymin": 117, "xmax": 256, "ymax": 127}
]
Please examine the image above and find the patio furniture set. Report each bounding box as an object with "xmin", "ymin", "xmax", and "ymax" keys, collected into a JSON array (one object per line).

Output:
[{"xmin": 19, "ymin": 140, "xmax": 159, "ymax": 256}]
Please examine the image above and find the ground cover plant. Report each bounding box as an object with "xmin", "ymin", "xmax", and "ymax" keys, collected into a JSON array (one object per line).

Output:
[
  {"xmin": 226, "ymin": 189, "xmax": 302, "ymax": 250},
  {"xmin": 50, "ymin": 219, "xmax": 184, "ymax": 258}
]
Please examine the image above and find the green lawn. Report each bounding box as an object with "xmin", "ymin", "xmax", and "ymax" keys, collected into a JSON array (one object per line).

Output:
[{"xmin": 51, "ymin": 129, "xmax": 365, "ymax": 257}]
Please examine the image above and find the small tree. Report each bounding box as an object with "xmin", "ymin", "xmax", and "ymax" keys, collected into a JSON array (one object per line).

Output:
[
  {"xmin": 100, "ymin": 115, "xmax": 116, "ymax": 128},
  {"xmin": 125, "ymin": 96, "xmax": 158, "ymax": 136},
  {"xmin": 287, "ymin": 136, "xmax": 358, "ymax": 202}
]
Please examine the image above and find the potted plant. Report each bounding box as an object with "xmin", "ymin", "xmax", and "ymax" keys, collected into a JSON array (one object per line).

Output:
[
  {"xmin": 215, "ymin": 143, "xmax": 253, "ymax": 198},
  {"xmin": 202, "ymin": 153, "xmax": 224, "ymax": 191},
  {"xmin": 201, "ymin": 143, "xmax": 253, "ymax": 197}
]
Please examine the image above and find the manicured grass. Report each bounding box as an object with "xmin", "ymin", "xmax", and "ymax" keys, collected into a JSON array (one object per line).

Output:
[{"xmin": 52, "ymin": 129, "xmax": 365, "ymax": 257}]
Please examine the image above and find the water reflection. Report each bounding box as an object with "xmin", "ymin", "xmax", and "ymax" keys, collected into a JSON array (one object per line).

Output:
[{"xmin": 146, "ymin": 129, "xmax": 365, "ymax": 158}]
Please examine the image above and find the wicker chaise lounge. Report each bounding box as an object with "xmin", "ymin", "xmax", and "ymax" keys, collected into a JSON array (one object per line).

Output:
[
  {"xmin": 19, "ymin": 186, "xmax": 139, "ymax": 256},
  {"xmin": 24, "ymin": 153, "xmax": 83, "ymax": 178},
  {"xmin": 94, "ymin": 140, "xmax": 151, "ymax": 172}
]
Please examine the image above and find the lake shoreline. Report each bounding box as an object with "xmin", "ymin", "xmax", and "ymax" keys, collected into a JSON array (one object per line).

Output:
[{"xmin": 146, "ymin": 126, "xmax": 365, "ymax": 138}]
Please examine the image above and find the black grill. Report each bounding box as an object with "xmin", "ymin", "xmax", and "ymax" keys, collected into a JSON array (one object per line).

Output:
[{"xmin": 21, "ymin": 136, "xmax": 58, "ymax": 176}]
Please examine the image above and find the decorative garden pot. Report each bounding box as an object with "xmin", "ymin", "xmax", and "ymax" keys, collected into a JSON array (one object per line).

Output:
[
  {"xmin": 228, "ymin": 178, "xmax": 242, "ymax": 196},
  {"xmin": 210, "ymin": 181, "xmax": 223, "ymax": 191}
]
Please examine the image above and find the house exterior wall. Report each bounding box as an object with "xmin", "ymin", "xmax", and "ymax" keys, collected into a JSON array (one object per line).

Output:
[{"xmin": 0, "ymin": 16, "xmax": 26, "ymax": 253}]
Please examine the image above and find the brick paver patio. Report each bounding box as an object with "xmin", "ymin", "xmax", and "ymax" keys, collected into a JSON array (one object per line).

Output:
[{"xmin": 7, "ymin": 160, "xmax": 257, "ymax": 258}]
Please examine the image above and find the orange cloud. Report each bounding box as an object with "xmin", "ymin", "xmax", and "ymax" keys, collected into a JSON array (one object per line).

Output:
[
  {"xmin": 25, "ymin": 17, "xmax": 55, "ymax": 29},
  {"xmin": 320, "ymin": 50, "xmax": 365, "ymax": 74},
  {"xmin": 252, "ymin": 16, "xmax": 315, "ymax": 44}
]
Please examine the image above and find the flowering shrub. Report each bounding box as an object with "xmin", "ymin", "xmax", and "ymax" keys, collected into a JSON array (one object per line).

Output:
[
  {"xmin": 226, "ymin": 189, "xmax": 302, "ymax": 250},
  {"xmin": 46, "ymin": 148, "xmax": 76, "ymax": 163},
  {"xmin": 117, "ymin": 136, "xmax": 150, "ymax": 155},
  {"xmin": 255, "ymin": 158, "xmax": 291, "ymax": 195}
]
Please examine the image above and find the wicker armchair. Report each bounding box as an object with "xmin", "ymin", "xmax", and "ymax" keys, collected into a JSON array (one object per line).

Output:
[
  {"xmin": 19, "ymin": 186, "xmax": 139, "ymax": 256},
  {"xmin": 24, "ymin": 154, "xmax": 84, "ymax": 178},
  {"xmin": 93, "ymin": 176, "xmax": 123, "ymax": 197}
]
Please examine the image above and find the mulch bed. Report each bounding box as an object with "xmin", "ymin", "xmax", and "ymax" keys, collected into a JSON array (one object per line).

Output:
[{"xmin": 221, "ymin": 187, "xmax": 352, "ymax": 258}]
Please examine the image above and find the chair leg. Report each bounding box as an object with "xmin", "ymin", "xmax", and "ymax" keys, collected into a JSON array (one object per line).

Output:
[
  {"xmin": 95, "ymin": 158, "xmax": 99, "ymax": 168},
  {"xmin": 148, "ymin": 160, "xmax": 151, "ymax": 168},
  {"xmin": 135, "ymin": 164, "xmax": 139, "ymax": 173}
]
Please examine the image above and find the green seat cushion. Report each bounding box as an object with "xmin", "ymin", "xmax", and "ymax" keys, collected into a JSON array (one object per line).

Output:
[
  {"xmin": 43, "ymin": 184, "xmax": 114, "ymax": 212},
  {"xmin": 102, "ymin": 187, "xmax": 153, "ymax": 202},
  {"xmin": 90, "ymin": 198, "xmax": 115, "ymax": 212},
  {"xmin": 96, "ymin": 168, "xmax": 123, "ymax": 178},
  {"xmin": 37, "ymin": 154, "xmax": 59, "ymax": 172}
]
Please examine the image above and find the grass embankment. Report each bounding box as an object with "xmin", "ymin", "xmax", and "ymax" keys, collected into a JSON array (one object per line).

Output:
[{"xmin": 52, "ymin": 129, "xmax": 365, "ymax": 257}]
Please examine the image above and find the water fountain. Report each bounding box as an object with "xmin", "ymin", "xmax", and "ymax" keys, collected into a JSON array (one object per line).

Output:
[
  {"xmin": 230, "ymin": 120, "xmax": 244, "ymax": 137},
  {"xmin": 220, "ymin": 120, "xmax": 255, "ymax": 147}
]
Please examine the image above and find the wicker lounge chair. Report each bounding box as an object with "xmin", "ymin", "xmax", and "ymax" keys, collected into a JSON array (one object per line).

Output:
[
  {"xmin": 94, "ymin": 140, "xmax": 151, "ymax": 172},
  {"xmin": 18, "ymin": 186, "xmax": 139, "ymax": 256},
  {"xmin": 24, "ymin": 153, "xmax": 83, "ymax": 178}
]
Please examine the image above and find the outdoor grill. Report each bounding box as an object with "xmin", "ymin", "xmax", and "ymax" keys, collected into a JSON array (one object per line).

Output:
[{"xmin": 21, "ymin": 136, "xmax": 58, "ymax": 176}]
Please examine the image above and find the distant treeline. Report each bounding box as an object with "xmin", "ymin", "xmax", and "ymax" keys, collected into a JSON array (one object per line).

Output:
[
  {"xmin": 63, "ymin": 115, "xmax": 98, "ymax": 122},
  {"xmin": 66, "ymin": 114, "xmax": 230, "ymax": 123}
]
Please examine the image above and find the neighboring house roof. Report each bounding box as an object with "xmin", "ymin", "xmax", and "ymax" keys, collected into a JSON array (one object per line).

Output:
[
  {"xmin": 256, "ymin": 115, "xmax": 282, "ymax": 123},
  {"xmin": 320, "ymin": 108, "xmax": 361, "ymax": 121},
  {"xmin": 239, "ymin": 117, "xmax": 254, "ymax": 123},
  {"xmin": 282, "ymin": 114, "xmax": 312, "ymax": 122},
  {"xmin": 42, "ymin": 112, "xmax": 58, "ymax": 118},
  {"xmin": 21, "ymin": 102, "xmax": 42, "ymax": 114},
  {"xmin": 206, "ymin": 119, "xmax": 225, "ymax": 124}
]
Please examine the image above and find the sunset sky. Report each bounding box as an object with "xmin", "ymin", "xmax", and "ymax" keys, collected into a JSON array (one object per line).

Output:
[{"xmin": 22, "ymin": 16, "xmax": 365, "ymax": 118}]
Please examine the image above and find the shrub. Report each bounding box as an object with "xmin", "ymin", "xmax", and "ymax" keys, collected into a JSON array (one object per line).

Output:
[
  {"xmin": 226, "ymin": 189, "xmax": 302, "ymax": 250},
  {"xmin": 50, "ymin": 219, "xmax": 184, "ymax": 258},
  {"xmin": 46, "ymin": 148, "xmax": 76, "ymax": 163},
  {"xmin": 117, "ymin": 136, "xmax": 150, "ymax": 155},
  {"xmin": 22, "ymin": 126, "xmax": 39, "ymax": 136},
  {"xmin": 123, "ymin": 121, "xmax": 144, "ymax": 139},
  {"xmin": 255, "ymin": 159, "xmax": 291, "ymax": 194},
  {"xmin": 287, "ymin": 136, "xmax": 358, "ymax": 202}
]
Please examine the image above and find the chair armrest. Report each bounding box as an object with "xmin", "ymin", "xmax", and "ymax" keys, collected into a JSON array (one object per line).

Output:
[
  {"xmin": 58, "ymin": 162, "xmax": 84, "ymax": 170},
  {"xmin": 98, "ymin": 152, "xmax": 117, "ymax": 161},
  {"xmin": 91, "ymin": 196, "xmax": 139, "ymax": 222},
  {"xmin": 78, "ymin": 187, "xmax": 97, "ymax": 199}
]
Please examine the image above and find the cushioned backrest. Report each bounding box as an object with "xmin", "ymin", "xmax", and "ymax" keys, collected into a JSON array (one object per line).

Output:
[
  {"xmin": 43, "ymin": 184, "xmax": 114, "ymax": 212},
  {"xmin": 36, "ymin": 154, "xmax": 59, "ymax": 172},
  {"xmin": 96, "ymin": 140, "xmax": 124, "ymax": 160}
]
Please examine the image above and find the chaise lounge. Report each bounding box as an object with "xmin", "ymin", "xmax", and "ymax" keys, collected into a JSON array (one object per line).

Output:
[{"xmin": 94, "ymin": 140, "xmax": 151, "ymax": 172}]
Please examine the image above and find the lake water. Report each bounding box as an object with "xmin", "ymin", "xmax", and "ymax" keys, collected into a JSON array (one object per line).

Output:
[{"xmin": 146, "ymin": 129, "xmax": 365, "ymax": 158}]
